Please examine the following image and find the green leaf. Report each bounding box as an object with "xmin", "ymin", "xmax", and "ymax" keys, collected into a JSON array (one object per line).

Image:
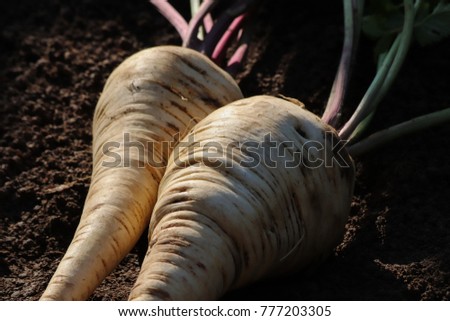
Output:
[
  {"xmin": 362, "ymin": 0, "xmax": 405, "ymax": 41},
  {"xmin": 363, "ymin": 14, "xmax": 386, "ymax": 38},
  {"xmin": 363, "ymin": 12, "xmax": 404, "ymax": 38},
  {"xmin": 375, "ymin": 35, "xmax": 395, "ymax": 67},
  {"xmin": 414, "ymin": 2, "xmax": 450, "ymax": 45}
]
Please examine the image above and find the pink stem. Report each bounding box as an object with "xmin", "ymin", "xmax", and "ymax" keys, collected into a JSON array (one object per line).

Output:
[
  {"xmin": 150, "ymin": 0, "xmax": 188, "ymax": 41},
  {"xmin": 203, "ymin": 13, "xmax": 213, "ymax": 33},
  {"xmin": 226, "ymin": 42, "xmax": 249, "ymax": 76},
  {"xmin": 211, "ymin": 14, "xmax": 247, "ymax": 64},
  {"xmin": 183, "ymin": 0, "xmax": 218, "ymax": 49}
]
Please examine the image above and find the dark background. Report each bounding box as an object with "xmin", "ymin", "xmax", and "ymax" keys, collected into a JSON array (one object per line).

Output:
[{"xmin": 1, "ymin": 0, "xmax": 449, "ymax": 300}]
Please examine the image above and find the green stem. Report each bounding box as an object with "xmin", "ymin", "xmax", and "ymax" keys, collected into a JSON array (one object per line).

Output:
[
  {"xmin": 339, "ymin": 0, "xmax": 416, "ymax": 141},
  {"xmin": 340, "ymin": 34, "xmax": 401, "ymax": 139},
  {"xmin": 190, "ymin": 0, "xmax": 201, "ymax": 17},
  {"xmin": 190, "ymin": 0, "xmax": 205, "ymax": 40},
  {"xmin": 321, "ymin": 0, "xmax": 363, "ymax": 128},
  {"xmin": 347, "ymin": 108, "xmax": 450, "ymax": 157},
  {"xmin": 183, "ymin": 0, "xmax": 218, "ymax": 49}
]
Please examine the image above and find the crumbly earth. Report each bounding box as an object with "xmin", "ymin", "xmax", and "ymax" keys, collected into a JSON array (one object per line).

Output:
[{"xmin": 1, "ymin": 0, "xmax": 449, "ymax": 301}]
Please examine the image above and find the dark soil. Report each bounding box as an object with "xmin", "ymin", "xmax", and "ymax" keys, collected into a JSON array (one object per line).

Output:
[{"xmin": 1, "ymin": 0, "xmax": 449, "ymax": 301}]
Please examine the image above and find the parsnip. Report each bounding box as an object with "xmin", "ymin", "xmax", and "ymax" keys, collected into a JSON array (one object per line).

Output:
[
  {"xmin": 129, "ymin": 95, "xmax": 355, "ymax": 300},
  {"xmin": 40, "ymin": 46, "xmax": 243, "ymax": 300}
]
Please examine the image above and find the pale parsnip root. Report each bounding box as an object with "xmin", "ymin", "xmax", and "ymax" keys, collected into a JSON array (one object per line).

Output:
[
  {"xmin": 129, "ymin": 95, "xmax": 355, "ymax": 300},
  {"xmin": 40, "ymin": 46, "xmax": 243, "ymax": 300}
]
